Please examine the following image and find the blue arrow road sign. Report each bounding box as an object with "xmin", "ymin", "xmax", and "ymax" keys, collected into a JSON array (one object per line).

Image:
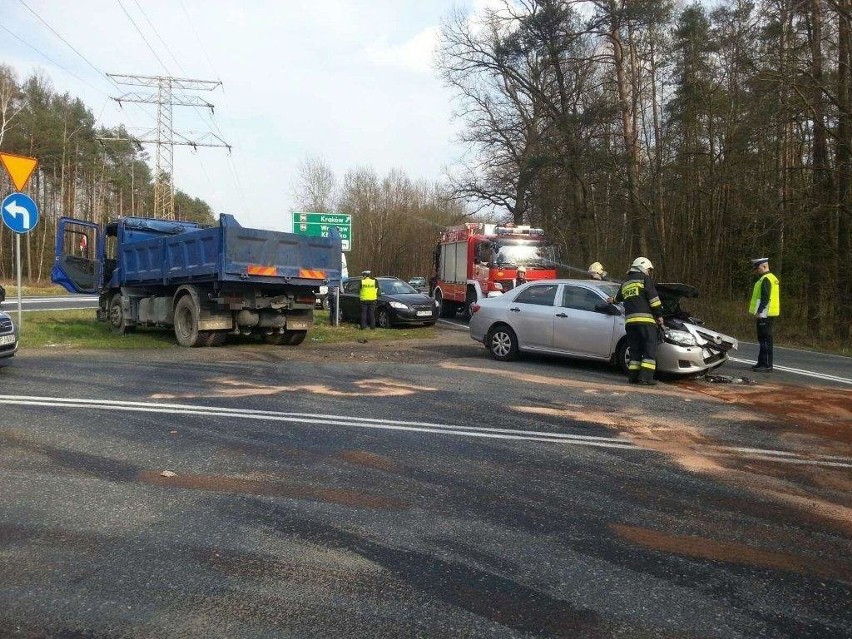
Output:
[{"xmin": 2, "ymin": 193, "xmax": 39, "ymax": 234}]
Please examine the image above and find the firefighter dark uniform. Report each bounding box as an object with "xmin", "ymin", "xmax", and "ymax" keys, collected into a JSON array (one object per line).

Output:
[
  {"xmin": 359, "ymin": 271, "xmax": 378, "ymax": 330},
  {"xmin": 615, "ymin": 258, "xmax": 664, "ymax": 385},
  {"xmin": 749, "ymin": 257, "xmax": 780, "ymax": 372}
]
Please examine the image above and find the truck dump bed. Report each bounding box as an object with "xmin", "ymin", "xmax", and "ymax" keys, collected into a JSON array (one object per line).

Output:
[{"xmin": 117, "ymin": 214, "xmax": 340, "ymax": 288}]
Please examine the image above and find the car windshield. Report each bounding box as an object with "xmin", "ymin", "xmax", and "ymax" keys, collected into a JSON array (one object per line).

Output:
[
  {"xmin": 492, "ymin": 240, "xmax": 555, "ymax": 267},
  {"xmin": 379, "ymin": 279, "xmax": 418, "ymax": 295},
  {"xmin": 593, "ymin": 282, "xmax": 621, "ymax": 299}
]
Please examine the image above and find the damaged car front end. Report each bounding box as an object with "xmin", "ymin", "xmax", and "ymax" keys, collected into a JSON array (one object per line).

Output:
[{"xmin": 655, "ymin": 283, "xmax": 738, "ymax": 375}]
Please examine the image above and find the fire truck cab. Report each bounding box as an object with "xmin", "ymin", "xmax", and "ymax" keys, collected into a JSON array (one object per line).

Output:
[{"xmin": 432, "ymin": 223, "xmax": 556, "ymax": 319}]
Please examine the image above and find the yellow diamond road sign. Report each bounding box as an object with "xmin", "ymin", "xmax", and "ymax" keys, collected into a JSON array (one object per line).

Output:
[{"xmin": 0, "ymin": 152, "xmax": 38, "ymax": 191}]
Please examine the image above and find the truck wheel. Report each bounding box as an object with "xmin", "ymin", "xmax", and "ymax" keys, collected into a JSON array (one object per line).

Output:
[
  {"xmin": 109, "ymin": 294, "xmax": 134, "ymax": 335},
  {"xmin": 205, "ymin": 331, "xmax": 227, "ymax": 347},
  {"xmin": 487, "ymin": 324, "xmax": 519, "ymax": 361},
  {"xmin": 436, "ymin": 291, "xmax": 455, "ymax": 318},
  {"xmin": 282, "ymin": 330, "xmax": 307, "ymax": 345},
  {"xmin": 174, "ymin": 295, "xmax": 203, "ymax": 347},
  {"xmin": 462, "ymin": 289, "xmax": 476, "ymax": 321},
  {"xmin": 261, "ymin": 330, "xmax": 306, "ymax": 345}
]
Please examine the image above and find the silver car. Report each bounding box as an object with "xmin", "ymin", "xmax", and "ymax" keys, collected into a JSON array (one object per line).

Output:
[
  {"xmin": 0, "ymin": 310, "xmax": 19, "ymax": 363},
  {"xmin": 469, "ymin": 279, "xmax": 737, "ymax": 376}
]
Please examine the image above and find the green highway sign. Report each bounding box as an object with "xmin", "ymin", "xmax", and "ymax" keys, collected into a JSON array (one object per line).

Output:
[{"xmin": 292, "ymin": 212, "xmax": 352, "ymax": 251}]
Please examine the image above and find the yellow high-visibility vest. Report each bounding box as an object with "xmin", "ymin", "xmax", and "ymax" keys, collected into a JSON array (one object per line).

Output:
[
  {"xmin": 749, "ymin": 273, "xmax": 780, "ymax": 316},
  {"xmin": 360, "ymin": 277, "xmax": 378, "ymax": 302}
]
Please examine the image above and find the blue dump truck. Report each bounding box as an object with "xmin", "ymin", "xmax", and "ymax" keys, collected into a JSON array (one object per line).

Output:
[{"xmin": 52, "ymin": 214, "xmax": 342, "ymax": 347}]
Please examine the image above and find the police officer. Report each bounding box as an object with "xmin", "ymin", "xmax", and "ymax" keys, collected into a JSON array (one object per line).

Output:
[
  {"xmin": 614, "ymin": 257, "xmax": 664, "ymax": 385},
  {"xmin": 749, "ymin": 257, "xmax": 780, "ymax": 372},
  {"xmin": 359, "ymin": 270, "xmax": 378, "ymax": 330}
]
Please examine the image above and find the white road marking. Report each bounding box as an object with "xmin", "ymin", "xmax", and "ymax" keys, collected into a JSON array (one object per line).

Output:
[
  {"xmin": 0, "ymin": 394, "xmax": 637, "ymax": 450},
  {"xmin": 1, "ymin": 394, "xmax": 849, "ymax": 468},
  {"xmin": 21, "ymin": 307, "xmax": 98, "ymax": 313},
  {"xmin": 729, "ymin": 357, "xmax": 852, "ymax": 385}
]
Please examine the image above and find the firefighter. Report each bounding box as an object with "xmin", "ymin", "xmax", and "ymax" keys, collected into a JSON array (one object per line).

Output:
[
  {"xmin": 749, "ymin": 257, "xmax": 780, "ymax": 372},
  {"xmin": 588, "ymin": 262, "xmax": 607, "ymax": 280},
  {"xmin": 359, "ymin": 270, "xmax": 378, "ymax": 330},
  {"xmin": 516, "ymin": 267, "xmax": 528, "ymax": 286},
  {"xmin": 614, "ymin": 257, "xmax": 664, "ymax": 385}
]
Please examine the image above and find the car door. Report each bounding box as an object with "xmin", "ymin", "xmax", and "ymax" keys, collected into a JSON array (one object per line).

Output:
[
  {"xmin": 340, "ymin": 278, "xmax": 361, "ymax": 321},
  {"xmin": 509, "ymin": 284, "xmax": 559, "ymax": 349},
  {"xmin": 552, "ymin": 284, "xmax": 618, "ymax": 358}
]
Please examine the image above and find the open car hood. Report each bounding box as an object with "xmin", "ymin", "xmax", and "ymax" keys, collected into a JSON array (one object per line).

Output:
[{"xmin": 656, "ymin": 282, "xmax": 699, "ymax": 301}]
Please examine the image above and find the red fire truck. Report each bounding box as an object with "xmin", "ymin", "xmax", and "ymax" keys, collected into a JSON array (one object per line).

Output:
[{"xmin": 431, "ymin": 223, "xmax": 557, "ymax": 318}]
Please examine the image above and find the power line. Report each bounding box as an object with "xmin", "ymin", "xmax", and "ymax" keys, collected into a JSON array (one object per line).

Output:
[
  {"xmin": 131, "ymin": 0, "xmax": 187, "ymax": 78},
  {"xmin": 178, "ymin": 0, "xmax": 221, "ymax": 81},
  {"xmin": 177, "ymin": 0, "xmax": 247, "ymax": 210},
  {"xmin": 13, "ymin": 0, "xmax": 155, "ymax": 128},
  {"xmin": 0, "ymin": 24, "xmax": 110, "ymax": 97},
  {"xmin": 17, "ymin": 0, "xmax": 115, "ymax": 89},
  {"xmin": 115, "ymin": 0, "xmax": 171, "ymax": 75}
]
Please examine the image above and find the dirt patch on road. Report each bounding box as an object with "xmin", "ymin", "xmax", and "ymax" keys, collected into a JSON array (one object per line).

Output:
[{"xmin": 680, "ymin": 381, "xmax": 852, "ymax": 446}]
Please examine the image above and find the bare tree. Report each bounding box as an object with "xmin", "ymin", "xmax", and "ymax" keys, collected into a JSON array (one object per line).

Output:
[
  {"xmin": 291, "ymin": 155, "xmax": 337, "ymax": 212},
  {"xmin": 0, "ymin": 65, "xmax": 22, "ymax": 148}
]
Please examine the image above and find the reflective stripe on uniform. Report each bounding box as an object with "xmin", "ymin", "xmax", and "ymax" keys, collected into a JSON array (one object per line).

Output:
[
  {"xmin": 628, "ymin": 361, "xmax": 641, "ymax": 371},
  {"xmin": 625, "ymin": 313, "xmax": 657, "ymax": 324},
  {"xmin": 648, "ymin": 296, "xmax": 662, "ymax": 308},
  {"xmin": 640, "ymin": 359, "xmax": 656, "ymax": 370}
]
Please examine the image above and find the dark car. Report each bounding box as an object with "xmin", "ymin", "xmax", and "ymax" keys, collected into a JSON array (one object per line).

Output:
[
  {"xmin": 339, "ymin": 276, "xmax": 438, "ymax": 328},
  {"xmin": 0, "ymin": 283, "xmax": 5, "ymax": 306},
  {"xmin": 0, "ymin": 309, "xmax": 19, "ymax": 363}
]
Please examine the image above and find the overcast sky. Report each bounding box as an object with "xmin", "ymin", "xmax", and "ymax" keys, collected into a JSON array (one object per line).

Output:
[{"xmin": 1, "ymin": 0, "xmax": 486, "ymax": 230}]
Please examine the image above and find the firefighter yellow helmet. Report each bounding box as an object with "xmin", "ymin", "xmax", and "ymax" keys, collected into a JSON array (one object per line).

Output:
[
  {"xmin": 588, "ymin": 262, "xmax": 606, "ymax": 279},
  {"xmin": 630, "ymin": 257, "xmax": 654, "ymax": 274}
]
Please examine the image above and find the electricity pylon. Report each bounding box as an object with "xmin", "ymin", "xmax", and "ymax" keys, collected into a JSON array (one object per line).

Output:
[{"xmin": 101, "ymin": 74, "xmax": 231, "ymax": 220}]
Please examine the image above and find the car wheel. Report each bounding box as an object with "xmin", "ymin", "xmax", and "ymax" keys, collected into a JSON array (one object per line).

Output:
[
  {"xmin": 377, "ymin": 308, "xmax": 392, "ymax": 328},
  {"xmin": 615, "ymin": 338, "xmax": 630, "ymax": 375},
  {"xmin": 487, "ymin": 324, "xmax": 519, "ymax": 361}
]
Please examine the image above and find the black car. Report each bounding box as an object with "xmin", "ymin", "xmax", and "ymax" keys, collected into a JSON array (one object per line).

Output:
[
  {"xmin": 339, "ymin": 276, "xmax": 438, "ymax": 328},
  {"xmin": 0, "ymin": 309, "xmax": 19, "ymax": 363}
]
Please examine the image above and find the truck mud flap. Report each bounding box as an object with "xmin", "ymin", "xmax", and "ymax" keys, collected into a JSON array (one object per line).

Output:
[{"xmin": 198, "ymin": 310, "xmax": 233, "ymax": 331}]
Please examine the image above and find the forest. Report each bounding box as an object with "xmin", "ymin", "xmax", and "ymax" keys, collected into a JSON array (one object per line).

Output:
[
  {"xmin": 2, "ymin": 0, "xmax": 850, "ymax": 345},
  {"xmin": 437, "ymin": 0, "xmax": 851, "ymax": 342}
]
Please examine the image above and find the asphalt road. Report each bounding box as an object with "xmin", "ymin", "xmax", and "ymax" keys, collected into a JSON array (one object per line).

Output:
[
  {"xmin": 0, "ymin": 294, "xmax": 99, "ymax": 313},
  {"xmin": 0, "ymin": 331, "xmax": 849, "ymax": 638}
]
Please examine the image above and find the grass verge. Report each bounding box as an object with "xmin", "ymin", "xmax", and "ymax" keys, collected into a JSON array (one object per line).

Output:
[
  {"xmin": 1, "ymin": 282, "xmax": 70, "ymax": 297},
  {"xmin": 18, "ymin": 309, "xmax": 436, "ymax": 349}
]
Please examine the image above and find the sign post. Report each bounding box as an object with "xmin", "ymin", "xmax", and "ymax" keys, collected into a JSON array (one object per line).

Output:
[
  {"xmin": 1, "ymin": 153, "xmax": 39, "ymax": 330},
  {"xmin": 291, "ymin": 212, "xmax": 351, "ymax": 328},
  {"xmin": 291, "ymin": 212, "xmax": 352, "ymax": 251}
]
